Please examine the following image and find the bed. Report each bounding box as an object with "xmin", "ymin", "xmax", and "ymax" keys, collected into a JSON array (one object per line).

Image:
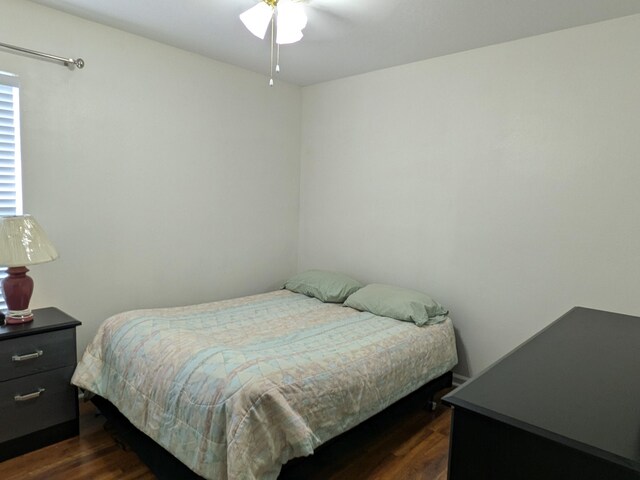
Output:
[{"xmin": 72, "ymin": 285, "xmax": 457, "ymax": 480}]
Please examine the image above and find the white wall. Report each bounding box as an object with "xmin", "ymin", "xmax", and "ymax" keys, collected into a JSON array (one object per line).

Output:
[
  {"xmin": 4, "ymin": 2, "xmax": 639, "ymax": 377},
  {"xmin": 1, "ymin": 0, "xmax": 302, "ymax": 355},
  {"xmin": 299, "ymin": 15, "xmax": 640, "ymax": 377}
]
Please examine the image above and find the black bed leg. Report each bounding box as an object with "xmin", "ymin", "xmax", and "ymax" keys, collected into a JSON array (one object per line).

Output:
[{"xmin": 423, "ymin": 371, "xmax": 454, "ymax": 411}]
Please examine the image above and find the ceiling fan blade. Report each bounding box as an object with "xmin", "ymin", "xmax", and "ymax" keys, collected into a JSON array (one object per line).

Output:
[
  {"xmin": 300, "ymin": 0, "xmax": 397, "ymax": 41},
  {"xmin": 306, "ymin": 0, "xmax": 395, "ymax": 22},
  {"xmin": 303, "ymin": 7, "xmax": 353, "ymax": 40}
]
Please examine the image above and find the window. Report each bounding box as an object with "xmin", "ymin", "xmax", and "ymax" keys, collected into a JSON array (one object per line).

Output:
[{"xmin": 0, "ymin": 72, "xmax": 23, "ymax": 311}]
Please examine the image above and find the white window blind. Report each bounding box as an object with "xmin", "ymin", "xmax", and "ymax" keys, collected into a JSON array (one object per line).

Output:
[{"xmin": 0, "ymin": 72, "xmax": 23, "ymax": 312}]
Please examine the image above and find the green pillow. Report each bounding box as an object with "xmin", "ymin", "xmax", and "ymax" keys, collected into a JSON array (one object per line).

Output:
[
  {"xmin": 344, "ymin": 283, "xmax": 448, "ymax": 326},
  {"xmin": 284, "ymin": 270, "xmax": 364, "ymax": 303}
]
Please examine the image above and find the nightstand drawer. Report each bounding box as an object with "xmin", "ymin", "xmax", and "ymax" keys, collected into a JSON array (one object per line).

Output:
[
  {"xmin": 0, "ymin": 365, "xmax": 77, "ymax": 443},
  {"xmin": 0, "ymin": 329, "xmax": 76, "ymax": 381}
]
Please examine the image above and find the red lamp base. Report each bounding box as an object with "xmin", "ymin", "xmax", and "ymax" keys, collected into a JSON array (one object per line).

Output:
[
  {"xmin": 2, "ymin": 266, "xmax": 35, "ymax": 324},
  {"xmin": 5, "ymin": 311, "xmax": 34, "ymax": 324}
]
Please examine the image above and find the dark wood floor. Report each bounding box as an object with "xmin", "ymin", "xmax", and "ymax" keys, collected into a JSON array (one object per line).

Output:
[{"xmin": 0, "ymin": 388, "xmax": 452, "ymax": 480}]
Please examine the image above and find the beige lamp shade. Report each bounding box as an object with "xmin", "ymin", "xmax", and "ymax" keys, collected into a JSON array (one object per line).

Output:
[{"xmin": 0, "ymin": 215, "xmax": 59, "ymax": 267}]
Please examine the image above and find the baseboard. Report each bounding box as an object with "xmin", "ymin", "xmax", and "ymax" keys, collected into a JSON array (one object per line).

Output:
[{"xmin": 452, "ymin": 373, "xmax": 469, "ymax": 387}]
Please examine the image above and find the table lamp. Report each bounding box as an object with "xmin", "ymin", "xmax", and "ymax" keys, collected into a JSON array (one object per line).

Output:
[{"xmin": 0, "ymin": 215, "xmax": 58, "ymax": 324}]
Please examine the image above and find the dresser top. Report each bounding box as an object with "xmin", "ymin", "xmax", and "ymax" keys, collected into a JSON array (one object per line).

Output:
[
  {"xmin": 444, "ymin": 307, "xmax": 640, "ymax": 472},
  {"xmin": 0, "ymin": 307, "xmax": 81, "ymax": 340}
]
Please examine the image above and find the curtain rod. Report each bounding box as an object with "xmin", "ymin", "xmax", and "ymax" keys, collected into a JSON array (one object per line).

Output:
[{"xmin": 0, "ymin": 41, "xmax": 85, "ymax": 69}]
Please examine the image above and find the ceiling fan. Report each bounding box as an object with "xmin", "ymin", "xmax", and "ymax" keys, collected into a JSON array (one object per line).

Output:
[
  {"xmin": 239, "ymin": 0, "xmax": 308, "ymax": 85},
  {"xmin": 239, "ymin": 0, "xmax": 392, "ymax": 85},
  {"xmin": 240, "ymin": 0, "xmax": 306, "ymax": 45}
]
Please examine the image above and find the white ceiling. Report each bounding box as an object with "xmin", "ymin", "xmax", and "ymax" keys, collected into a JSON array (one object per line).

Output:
[{"xmin": 29, "ymin": 0, "xmax": 640, "ymax": 86}]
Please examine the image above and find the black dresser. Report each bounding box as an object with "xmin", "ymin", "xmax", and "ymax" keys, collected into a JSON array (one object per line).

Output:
[
  {"xmin": 0, "ymin": 307, "xmax": 82, "ymax": 461},
  {"xmin": 443, "ymin": 307, "xmax": 640, "ymax": 480}
]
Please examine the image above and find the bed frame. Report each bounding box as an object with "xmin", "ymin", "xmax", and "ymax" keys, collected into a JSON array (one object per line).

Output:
[{"xmin": 91, "ymin": 370, "xmax": 453, "ymax": 480}]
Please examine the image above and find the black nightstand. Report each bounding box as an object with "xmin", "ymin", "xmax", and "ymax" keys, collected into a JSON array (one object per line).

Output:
[{"xmin": 0, "ymin": 307, "xmax": 82, "ymax": 461}]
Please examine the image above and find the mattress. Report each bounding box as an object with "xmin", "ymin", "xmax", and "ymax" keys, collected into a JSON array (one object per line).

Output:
[{"xmin": 72, "ymin": 289, "xmax": 457, "ymax": 479}]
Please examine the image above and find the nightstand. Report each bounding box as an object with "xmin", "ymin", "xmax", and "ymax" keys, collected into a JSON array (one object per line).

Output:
[{"xmin": 0, "ymin": 307, "xmax": 82, "ymax": 461}]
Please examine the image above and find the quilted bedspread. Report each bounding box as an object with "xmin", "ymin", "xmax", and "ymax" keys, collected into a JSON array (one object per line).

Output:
[{"xmin": 72, "ymin": 290, "xmax": 457, "ymax": 479}]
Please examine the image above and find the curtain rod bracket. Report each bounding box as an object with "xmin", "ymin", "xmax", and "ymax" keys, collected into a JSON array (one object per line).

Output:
[{"xmin": 67, "ymin": 58, "xmax": 85, "ymax": 70}]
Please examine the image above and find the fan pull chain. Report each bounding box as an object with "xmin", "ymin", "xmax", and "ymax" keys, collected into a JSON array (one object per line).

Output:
[
  {"xmin": 276, "ymin": 44, "xmax": 280, "ymax": 73},
  {"xmin": 269, "ymin": 16, "xmax": 275, "ymax": 86}
]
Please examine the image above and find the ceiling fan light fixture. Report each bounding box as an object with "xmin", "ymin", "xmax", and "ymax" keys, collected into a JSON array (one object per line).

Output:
[
  {"xmin": 277, "ymin": 0, "xmax": 307, "ymax": 39},
  {"xmin": 239, "ymin": 1, "xmax": 274, "ymax": 40},
  {"xmin": 276, "ymin": 0, "xmax": 307, "ymax": 45},
  {"xmin": 276, "ymin": 26, "xmax": 304, "ymax": 45},
  {"xmin": 239, "ymin": 0, "xmax": 308, "ymax": 84}
]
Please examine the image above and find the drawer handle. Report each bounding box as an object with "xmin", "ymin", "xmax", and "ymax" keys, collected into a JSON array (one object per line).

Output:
[
  {"xmin": 14, "ymin": 388, "xmax": 46, "ymax": 402},
  {"xmin": 12, "ymin": 350, "xmax": 44, "ymax": 362}
]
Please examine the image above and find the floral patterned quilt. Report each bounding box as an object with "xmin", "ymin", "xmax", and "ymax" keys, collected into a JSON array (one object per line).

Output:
[{"xmin": 72, "ymin": 289, "xmax": 457, "ymax": 479}]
